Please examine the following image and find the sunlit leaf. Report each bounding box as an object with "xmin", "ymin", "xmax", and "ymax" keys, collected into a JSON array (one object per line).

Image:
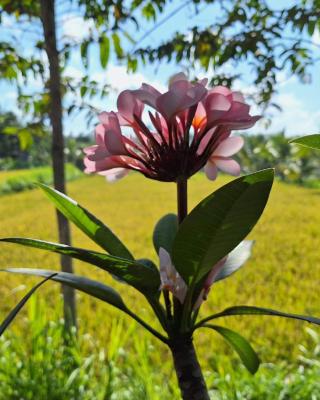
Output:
[
  {"xmin": 0, "ymin": 273, "xmax": 56, "ymax": 337},
  {"xmin": 172, "ymin": 170, "xmax": 274, "ymax": 285},
  {"xmin": 202, "ymin": 324, "xmax": 260, "ymax": 374},
  {"xmin": 289, "ymin": 134, "xmax": 320, "ymax": 150},
  {"xmin": 0, "ymin": 238, "xmax": 160, "ymax": 296},
  {"xmin": 197, "ymin": 305, "xmax": 320, "ymax": 327},
  {"xmin": 37, "ymin": 183, "xmax": 133, "ymax": 260},
  {"xmin": 99, "ymin": 34, "xmax": 110, "ymax": 68}
]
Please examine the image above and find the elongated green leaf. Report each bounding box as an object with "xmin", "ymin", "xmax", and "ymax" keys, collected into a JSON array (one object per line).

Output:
[
  {"xmin": 2, "ymin": 268, "xmax": 127, "ymax": 311},
  {"xmin": 0, "ymin": 238, "xmax": 160, "ymax": 296},
  {"xmin": 80, "ymin": 40, "xmax": 89, "ymax": 68},
  {"xmin": 172, "ymin": 169, "xmax": 274, "ymax": 284},
  {"xmin": 99, "ymin": 34, "xmax": 110, "ymax": 68},
  {"xmin": 2, "ymin": 268, "xmax": 168, "ymax": 343},
  {"xmin": 202, "ymin": 324, "xmax": 260, "ymax": 374},
  {"xmin": 289, "ymin": 134, "xmax": 320, "ymax": 150},
  {"xmin": 197, "ymin": 305, "xmax": 320, "ymax": 327},
  {"xmin": 0, "ymin": 273, "xmax": 56, "ymax": 337},
  {"xmin": 153, "ymin": 213, "xmax": 178, "ymax": 254},
  {"xmin": 112, "ymin": 33, "xmax": 123, "ymax": 58},
  {"xmin": 37, "ymin": 183, "xmax": 133, "ymax": 260}
]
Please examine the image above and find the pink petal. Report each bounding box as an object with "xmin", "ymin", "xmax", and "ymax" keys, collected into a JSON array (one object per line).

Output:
[
  {"xmin": 205, "ymin": 93, "xmax": 232, "ymax": 124},
  {"xmin": 157, "ymin": 81, "xmax": 206, "ymax": 120},
  {"xmin": 83, "ymin": 144, "xmax": 99, "ymax": 156},
  {"xmin": 84, "ymin": 155, "xmax": 147, "ymax": 175},
  {"xmin": 197, "ymin": 128, "xmax": 215, "ymax": 155},
  {"xmin": 204, "ymin": 161, "xmax": 218, "ymax": 180},
  {"xmin": 117, "ymin": 90, "xmax": 143, "ymax": 123},
  {"xmin": 230, "ymin": 91, "xmax": 245, "ymax": 103},
  {"xmin": 214, "ymin": 158, "xmax": 241, "ymax": 176},
  {"xmin": 102, "ymin": 112, "xmax": 128, "ymax": 155},
  {"xmin": 227, "ymin": 101, "xmax": 250, "ymax": 118},
  {"xmin": 213, "ymin": 136, "xmax": 244, "ymax": 157},
  {"xmin": 169, "ymin": 72, "xmax": 188, "ymax": 88},
  {"xmin": 193, "ymin": 102, "xmax": 207, "ymax": 130},
  {"xmin": 95, "ymin": 124, "xmax": 106, "ymax": 146},
  {"xmin": 86, "ymin": 146, "xmax": 110, "ymax": 161},
  {"xmin": 198, "ymin": 77, "xmax": 208, "ymax": 87},
  {"xmin": 84, "ymin": 156, "xmax": 120, "ymax": 174},
  {"xmin": 205, "ymin": 93, "xmax": 231, "ymax": 113},
  {"xmin": 210, "ymin": 86, "xmax": 232, "ymax": 96},
  {"xmin": 104, "ymin": 168, "xmax": 129, "ymax": 182},
  {"xmin": 132, "ymin": 83, "xmax": 161, "ymax": 109}
]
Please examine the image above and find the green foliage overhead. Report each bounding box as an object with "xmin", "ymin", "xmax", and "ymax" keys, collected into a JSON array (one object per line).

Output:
[{"xmin": 133, "ymin": 1, "xmax": 320, "ymax": 105}]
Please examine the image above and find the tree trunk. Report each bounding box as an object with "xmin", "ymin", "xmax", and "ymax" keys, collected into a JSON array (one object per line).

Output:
[
  {"xmin": 170, "ymin": 337, "xmax": 210, "ymax": 400},
  {"xmin": 40, "ymin": 0, "xmax": 77, "ymax": 328}
]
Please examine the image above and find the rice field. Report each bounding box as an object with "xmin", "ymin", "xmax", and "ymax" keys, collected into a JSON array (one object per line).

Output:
[{"xmin": 0, "ymin": 171, "xmax": 320, "ymax": 366}]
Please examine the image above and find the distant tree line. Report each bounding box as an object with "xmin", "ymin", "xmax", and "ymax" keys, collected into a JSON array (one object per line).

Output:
[
  {"xmin": 0, "ymin": 111, "xmax": 90, "ymax": 171},
  {"xmin": 1, "ymin": 110, "xmax": 319, "ymax": 187}
]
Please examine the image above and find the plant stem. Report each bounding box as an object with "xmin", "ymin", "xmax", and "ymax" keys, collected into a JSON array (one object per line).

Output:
[
  {"xmin": 177, "ymin": 178, "xmax": 188, "ymax": 224},
  {"xmin": 170, "ymin": 336, "xmax": 210, "ymax": 400},
  {"xmin": 125, "ymin": 309, "xmax": 169, "ymax": 344}
]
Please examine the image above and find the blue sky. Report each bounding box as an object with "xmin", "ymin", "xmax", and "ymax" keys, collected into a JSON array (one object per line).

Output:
[{"xmin": 1, "ymin": 0, "xmax": 320, "ymax": 138}]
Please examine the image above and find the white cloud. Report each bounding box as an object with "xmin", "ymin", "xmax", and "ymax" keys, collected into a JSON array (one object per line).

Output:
[
  {"xmin": 263, "ymin": 92, "xmax": 320, "ymax": 136},
  {"xmin": 92, "ymin": 65, "xmax": 166, "ymax": 93},
  {"xmin": 62, "ymin": 16, "xmax": 94, "ymax": 40},
  {"xmin": 312, "ymin": 29, "xmax": 320, "ymax": 46},
  {"xmin": 63, "ymin": 65, "xmax": 84, "ymax": 80}
]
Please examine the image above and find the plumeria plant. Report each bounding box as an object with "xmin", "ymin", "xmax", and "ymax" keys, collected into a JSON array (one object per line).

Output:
[{"xmin": 1, "ymin": 73, "xmax": 320, "ymax": 400}]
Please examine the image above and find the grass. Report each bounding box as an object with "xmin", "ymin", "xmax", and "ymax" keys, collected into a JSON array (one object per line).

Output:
[
  {"xmin": 0, "ymin": 164, "xmax": 82, "ymax": 195},
  {"xmin": 0, "ymin": 172, "xmax": 320, "ymax": 370},
  {"xmin": 1, "ymin": 296, "xmax": 320, "ymax": 399}
]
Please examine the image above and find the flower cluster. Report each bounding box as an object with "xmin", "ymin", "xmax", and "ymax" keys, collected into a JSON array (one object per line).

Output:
[{"xmin": 84, "ymin": 73, "xmax": 259, "ymax": 182}]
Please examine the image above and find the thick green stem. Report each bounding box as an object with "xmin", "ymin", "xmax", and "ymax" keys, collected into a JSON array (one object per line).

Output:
[{"xmin": 170, "ymin": 336, "xmax": 210, "ymax": 400}]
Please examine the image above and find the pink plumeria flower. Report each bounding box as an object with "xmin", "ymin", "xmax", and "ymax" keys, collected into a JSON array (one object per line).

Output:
[
  {"xmin": 84, "ymin": 72, "xmax": 259, "ymax": 182},
  {"xmin": 194, "ymin": 241, "xmax": 254, "ymax": 309},
  {"xmin": 204, "ymin": 136, "xmax": 244, "ymax": 180},
  {"xmin": 159, "ymin": 247, "xmax": 187, "ymax": 304}
]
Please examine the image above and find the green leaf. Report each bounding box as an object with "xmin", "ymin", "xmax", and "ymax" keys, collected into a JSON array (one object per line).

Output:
[
  {"xmin": 202, "ymin": 324, "xmax": 260, "ymax": 374},
  {"xmin": 18, "ymin": 130, "xmax": 33, "ymax": 150},
  {"xmin": 99, "ymin": 34, "xmax": 110, "ymax": 68},
  {"xmin": 2, "ymin": 126, "xmax": 19, "ymax": 135},
  {"xmin": 197, "ymin": 305, "xmax": 320, "ymax": 327},
  {"xmin": 172, "ymin": 169, "xmax": 274, "ymax": 284},
  {"xmin": 1, "ymin": 268, "xmax": 168, "ymax": 343},
  {"xmin": 153, "ymin": 213, "xmax": 178, "ymax": 254},
  {"xmin": 289, "ymin": 134, "xmax": 320, "ymax": 150},
  {"xmin": 2, "ymin": 268, "xmax": 127, "ymax": 311},
  {"xmin": 37, "ymin": 183, "xmax": 133, "ymax": 260},
  {"xmin": 0, "ymin": 238, "xmax": 160, "ymax": 297},
  {"xmin": 112, "ymin": 33, "xmax": 123, "ymax": 58},
  {"xmin": 80, "ymin": 40, "xmax": 89, "ymax": 68},
  {"xmin": 0, "ymin": 273, "xmax": 56, "ymax": 337},
  {"xmin": 80, "ymin": 86, "xmax": 87, "ymax": 98}
]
